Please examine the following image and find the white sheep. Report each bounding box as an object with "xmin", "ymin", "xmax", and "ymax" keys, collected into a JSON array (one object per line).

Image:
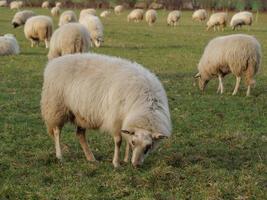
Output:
[
  {"xmin": 41, "ymin": 53, "xmax": 171, "ymax": 168},
  {"xmin": 100, "ymin": 10, "xmax": 111, "ymax": 18},
  {"xmin": 127, "ymin": 9, "xmax": 144, "ymax": 22},
  {"xmin": 24, "ymin": 15, "xmax": 53, "ymax": 48},
  {"xmin": 10, "ymin": 1, "xmax": 23, "ymax": 10},
  {"xmin": 42, "ymin": 1, "xmax": 50, "ymax": 9},
  {"xmin": 55, "ymin": 2, "xmax": 62, "ymax": 8},
  {"xmin": 145, "ymin": 9, "xmax": 157, "ymax": 26},
  {"xmin": 0, "ymin": 0, "xmax": 7, "ymax": 7},
  {"xmin": 167, "ymin": 10, "xmax": 181, "ymax": 26},
  {"xmin": 79, "ymin": 15, "xmax": 104, "ymax": 48},
  {"xmin": 79, "ymin": 8, "xmax": 96, "ymax": 21},
  {"xmin": 51, "ymin": 6, "xmax": 60, "ymax": 17},
  {"xmin": 192, "ymin": 9, "xmax": 207, "ymax": 21},
  {"xmin": 194, "ymin": 34, "xmax": 261, "ymax": 96},
  {"xmin": 206, "ymin": 12, "xmax": 228, "ymax": 31},
  {"xmin": 48, "ymin": 23, "xmax": 90, "ymax": 60},
  {"xmin": 0, "ymin": 34, "xmax": 20, "ymax": 55},
  {"xmin": 114, "ymin": 5, "xmax": 124, "ymax": 15},
  {"xmin": 59, "ymin": 10, "xmax": 77, "ymax": 26},
  {"xmin": 230, "ymin": 11, "xmax": 253, "ymax": 30},
  {"xmin": 12, "ymin": 10, "xmax": 36, "ymax": 28}
]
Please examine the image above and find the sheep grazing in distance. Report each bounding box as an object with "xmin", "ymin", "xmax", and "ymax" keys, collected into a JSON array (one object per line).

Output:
[
  {"xmin": 51, "ymin": 6, "xmax": 60, "ymax": 17},
  {"xmin": 206, "ymin": 12, "xmax": 228, "ymax": 31},
  {"xmin": 0, "ymin": 0, "xmax": 8, "ymax": 7},
  {"xmin": 41, "ymin": 53, "xmax": 172, "ymax": 168},
  {"xmin": 167, "ymin": 10, "xmax": 181, "ymax": 26},
  {"xmin": 0, "ymin": 34, "xmax": 20, "ymax": 55},
  {"xmin": 127, "ymin": 9, "xmax": 144, "ymax": 22},
  {"xmin": 48, "ymin": 23, "xmax": 90, "ymax": 60},
  {"xmin": 10, "ymin": 1, "xmax": 23, "ymax": 10},
  {"xmin": 24, "ymin": 15, "xmax": 53, "ymax": 48},
  {"xmin": 12, "ymin": 10, "xmax": 36, "ymax": 28},
  {"xmin": 79, "ymin": 15, "xmax": 104, "ymax": 48},
  {"xmin": 145, "ymin": 9, "xmax": 157, "ymax": 26},
  {"xmin": 42, "ymin": 1, "xmax": 50, "ymax": 9},
  {"xmin": 192, "ymin": 9, "xmax": 207, "ymax": 21},
  {"xmin": 114, "ymin": 5, "xmax": 124, "ymax": 15},
  {"xmin": 59, "ymin": 10, "xmax": 77, "ymax": 26},
  {"xmin": 79, "ymin": 8, "xmax": 96, "ymax": 20},
  {"xmin": 100, "ymin": 10, "xmax": 111, "ymax": 18},
  {"xmin": 55, "ymin": 2, "xmax": 62, "ymax": 8},
  {"xmin": 194, "ymin": 34, "xmax": 261, "ymax": 96},
  {"xmin": 230, "ymin": 11, "xmax": 253, "ymax": 30}
]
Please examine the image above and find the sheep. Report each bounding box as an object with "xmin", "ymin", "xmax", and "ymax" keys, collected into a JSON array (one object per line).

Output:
[
  {"xmin": 59, "ymin": 10, "xmax": 77, "ymax": 26},
  {"xmin": 47, "ymin": 23, "xmax": 90, "ymax": 60},
  {"xmin": 12, "ymin": 10, "xmax": 36, "ymax": 28},
  {"xmin": 0, "ymin": 0, "xmax": 7, "ymax": 7},
  {"xmin": 55, "ymin": 2, "xmax": 62, "ymax": 8},
  {"xmin": 51, "ymin": 6, "xmax": 60, "ymax": 17},
  {"xmin": 79, "ymin": 15, "xmax": 104, "ymax": 48},
  {"xmin": 127, "ymin": 9, "xmax": 144, "ymax": 23},
  {"xmin": 10, "ymin": 1, "xmax": 23, "ymax": 10},
  {"xmin": 230, "ymin": 11, "xmax": 253, "ymax": 30},
  {"xmin": 24, "ymin": 15, "xmax": 53, "ymax": 48},
  {"xmin": 100, "ymin": 10, "xmax": 111, "ymax": 18},
  {"xmin": 0, "ymin": 34, "xmax": 20, "ymax": 55},
  {"xmin": 42, "ymin": 1, "xmax": 50, "ymax": 9},
  {"xmin": 114, "ymin": 5, "xmax": 124, "ymax": 15},
  {"xmin": 194, "ymin": 34, "xmax": 261, "ymax": 96},
  {"xmin": 41, "ymin": 53, "xmax": 171, "ymax": 168},
  {"xmin": 192, "ymin": 9, "xmax": 207, "ymax": 21},
  {"xmin": 206, "ymin": 12, "xmax": 228, "ymax": 31},
  {"xmin": 167, "ymin": 10, "xmax": 181, "ymax": 26},
  {"xmin": 145, "ymin": 9, "xmax": 157, "ymax": 26},
  {"xmin": 79, "ymin": 8, "xmax": 96, "ymax": 21}
]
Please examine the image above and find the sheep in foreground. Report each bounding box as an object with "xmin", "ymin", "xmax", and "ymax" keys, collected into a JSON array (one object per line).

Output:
[
  {"xmin": 192, "ymin": 9, "xmax": 207, "ymax": 21},
  {"xmin": 55, "ymin": 2, "xmax": 62, "ymax": 8},
  {"xmin": 79, "ymin": 8, "xmax": 96, "ymax": 20},
  {"xmin": 79, "ymin": 15, "xmax": 104, "ymax": 48},
  {"xmin": 10, "ymin": 1, "xmax": 23, "ymax": 10},
  {"xmin": 145, "ymin": 9, "xmax": 157, "ymax": 26},
  {"xmin": 0, "ymin": 0, "xmax": 7, "ymax": 7},
  {"xmin": 230, "ymin": 11, "xmax": 253, "ymax": 30},
  {"xmin": 0, "ymin": 34, "xmax": 20, "ymax": 55},
  {"xmin": 167, "ymin": 11, "xmax": 181, "ymax": 26},
  {"xmin": 194, "ymin": 34, "xmax": 261, "ymax": 96},
  {"xmin": 114, "ymin": 5, "xmax": 124, "ymax": 15},
  {"xmin": 42, "ymin": 1, "xmax": 50, "ymax": 8},
  {"xmin": 41, "ymin": 53, "xmax": 171, "ymax": 167},
  {"xmin": 24, "ymin": 15, "xmax": 53, "ymax": 48},
  {"xmin": 12, "ymin": 10, "xmax": 36, "ymax": 28},
  {"xmin": 59, "ymin": 10, "xmax": 77, "ymax": 26},
  {"xmin": 127, "ymin": 9, "xmax": 144, "ymax": 22},
  {"xmin": 48, "ymin": 23, "xmax": 90, "ymax": 60},
  {"xmin": 206, "ymin": 12, "xmax": 228, "ymax": 31},
  {"xmin": 51, "ymin": 6, "xmax": 60, "ymax": 17},
  {"xmin": 100, "ymin": 10, "xmax": 111, "ymax": 18}
]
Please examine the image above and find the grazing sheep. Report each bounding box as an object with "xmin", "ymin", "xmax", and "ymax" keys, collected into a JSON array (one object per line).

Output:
[
  {"xmin": 42, "ymin": 1, "xmax": 50, "ymax": 8},
  {"xmin": 12, "ymin": 10, "xmax": 36, "ymax": 28},
  {"xmin": 206, "ymin": 12, "xmax": 228, "ymax": 31},
  {"xmin": 10, "ymin": 1, "xmax": 23, "ymax": 10},
  {"xmin": 100, "ymin": 10, "xmax": 111, "ymax": 18},
  {"xmin": 24, "ymin": 15, "xmax": 53, "ymax": 48},
  {"xmin": 192, "ymin": 9, "xmax": 207, "ymax": 21},
  {"xmin": 230, "ymin": 11, "xmax": 253, "ymax": 30},
  {"xmin": 47, "ymin": 23, "xmax": 90, "ymax": 60},
  {"xmin": 145, "ymin": 9, "xmax": 157, "ymax": 26},
  {"xmin": 114, "ymin": 5, "xmax": 124, "ymax": 15},
  {"xmin": 127, "ymin": 9, "xmax": 144, "ymax": 22},
  {"xmin": 79, "ymin": 15, "xmax": 104, "ymax": 48},
  {"xmin": 79, "ymin": 8, "xmax": 96, "ymax": 21},
  {"xmin": 0, "ymin": 0, "xmax": 7, "ymax": 7},
  {"xmin": 0, "ymin": 34, "xmax": 20, "ymax": 55},
  {"xmin": 51, "ymin": 6, "xmax": 60, "ymax": 17},
  {"xmin": 55, "ymin": 2, "xmax": 62, "ymax": 8},
  {"xmin": 167, "ymin": 10, "xmax": 181, "ymax": 26},
  {"xmin": 59, "ymin": 10, "xmax": 77, "ymax": 26},
  {"xmin": 194, "ymin": 34, "xmax": 261, "ymax": 96},
  {"xmin": 41, "ymin": 53, "xmax": 171, "ymax": 168}
]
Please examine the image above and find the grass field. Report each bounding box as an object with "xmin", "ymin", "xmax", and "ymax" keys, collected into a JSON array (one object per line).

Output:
[{"xmin": 0, "ymin": 8, "xmax": 266, "ymax": 200}]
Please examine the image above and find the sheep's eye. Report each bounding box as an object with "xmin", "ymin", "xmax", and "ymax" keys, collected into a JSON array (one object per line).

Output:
[
  {"xmin": 131, "ymin": 141, "xmax": 135, "ymax": 146},
  {"xmin": 144, "ymin": 144, "xmax": 152, "ymax": 154}
]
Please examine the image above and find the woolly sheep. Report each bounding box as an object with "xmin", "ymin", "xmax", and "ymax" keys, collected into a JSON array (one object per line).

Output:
[
  {"xmin": 194, "ymin": 34, "xmax": 261, "ymax": 96},
  {"xmin": 51, "ymin": 6, "xmax": 60, "ymax": 17},
  {"xmin": 47, "ymin": 23, "xmax": 90, "ymax": 60},
  {"xmin": 100, "ymin": 10, "xmax": 111, "ymax": 18},
  {"xmin": 41, "ymin": 53, "xmax": 171, "ymax": 167},
  {"xmin": 0, "ymin": 34, "xmax": 20, "ymax": 55},
  {"xmin": 55, "ymin": 2, "xmax": 62, "ymax": 8},
  {"xmin": 59, "ymin": 10, "xmax": 77, "ymax": 26},
  {"xmin": 79, "ymin": 15, "xmax": 104, "ymax": 48},
  {"xmin": 114, "ymin": 5, "xmax": 124, "ymax": 15},
  {"xmin": 10, "ymin": 1, "xmax": 23, "ymax": 10},
  {"xmin": 127, "ymin": 9, "xmax": 144, "ymax": 22},
  {"xmin": 42, "ymin": 1, "xmax": 50, "ymax": 9},
  {"xmin": 145, "ymin": 9, "xmax": 157, "ymax": 26},
  {"xmin": 12, "ymin": 10, "xmax": 36, "ymax": 28},
  {"xmin": 167, "ymin": 10, "xmax": 181, "ymax": 26},
  {"xmin": 0, "ymin": 0, "xmax": 7, "ymax": 7},
  {"xmin": 206, "ymin": 12, "xmax": 228, "ymax": 31},
  {"xmin": 24, "ymin": 15, "xmax": 53, "ymax": 48},
  {"xmin": 79, "ymin": 8, "xmax": 96, "ymax": 21},
  {"xmin": 230, "ymin": 11, "xmax": 253, "ymax": 30},
  {"xmin": 192, "ymin": 9, "xmax": 207, "ymax": 21}
]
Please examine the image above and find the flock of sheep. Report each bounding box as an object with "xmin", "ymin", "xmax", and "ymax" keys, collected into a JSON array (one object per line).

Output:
[{"xmin": 0, "ymin": 1, "xmax": 262, "ymax": 167}]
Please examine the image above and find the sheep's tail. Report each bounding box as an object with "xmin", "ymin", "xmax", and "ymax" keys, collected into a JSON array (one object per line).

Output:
[
  {"xmin": 46, "ymin": 25, "xmax": 52, "ymax": 41},
  {"xmin": 244, "ymin": 57, "xmax": 259, "ymax": 86}
]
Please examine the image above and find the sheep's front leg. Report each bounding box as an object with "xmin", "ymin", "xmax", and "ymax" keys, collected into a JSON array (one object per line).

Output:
[
  {"xmin": 232, "ymin": 76, "xmax": 241, "ymax": 95},
  {"xmin": 123, "ymin": 141, "xmax": 130, "ymax": 163},
  {"xmin": 246, "ymin": 85, "xmax": 251, "ymax": 96},
  {"xmin": 45, "ymin": 39, "xmax": 49, "ymax": 48},
  {"xmin": 53, "ymin": 127, "xmax": 62, "ymax": 160},
  {"xmin": 113, "ymin": 135, "xmax": 122, "ymax": 168},
  {"xmin": 217, "ymin": 74, "xmax": 224, "ymax": 94}
]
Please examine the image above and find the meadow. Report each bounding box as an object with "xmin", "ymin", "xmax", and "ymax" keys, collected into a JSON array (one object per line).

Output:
[{"xmin": 0, "ymin": 7, "xmax": 266, "ymax": 200}]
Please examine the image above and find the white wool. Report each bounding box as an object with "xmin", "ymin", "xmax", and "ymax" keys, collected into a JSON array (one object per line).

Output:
[
  {"xmin": 100, "ymin": 10, "xmax": 111, "ymax": 18},
  {"xmin": 167, "ymin": 10, "xmax": 181, "ymax": 26},
  {"xmin": 192, "ymin": 9, "xmax": 207, "ymax": 21},
  {"xmin": 79, "ymin": 8, "xmax": 96, "ymax": 21},
  {"xmin": 59, "ymin": 10, "xmax": 77, "ymax": 26},
  {"xmin": 114, "ymin": 5, "xmax": 123, "ymax": 15},
  {"xmin": 42, "ymin": 1, "xmax": 50, "ymax": 8},
  {"xmin": 127, "ymin": 9, "xmax": 144, "ymax": 22},
  {"xmin": 12, "ymin": 10, "xmax": 36, "ymax": 28},
  {"xmin": 55, "ymin": 2, "xmax": 62, "ymax": 8},
  {"xmin": 10, "ymin": 1, "xmax": 23, "ymax": 9},
  {"xmin": 0, "ymin": 0, "xmax": 7, "ymax": 7},
  {"xmin": 230, "ymin": 11, "xmax": 253, "ymax": 30},
  {"xmin": 206, "ymin": 12, "xmax": 227, "ymax": 31},
  {"xmin": 145, "ymin": 9, "xmax": 157, "ymax": 26},
  {"xmin": 0, "ymin": 34, "xmax": 20, "ymax": 55},
  {"xmin": 51, "ymin": 6, "xmax": 60, "ymax": 17}
]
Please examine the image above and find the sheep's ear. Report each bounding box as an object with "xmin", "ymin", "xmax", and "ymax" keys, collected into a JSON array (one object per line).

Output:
[
  {"xmin": 152, "ymin": 133, "xmax": 168, "ymax": 140},
  {"xmin": 121, "ymin": 130, "xmax": 135, "ymax": 135},
  {"xmin": 194, "ymin": 72, "xmax": 201, "ymax": 79}
]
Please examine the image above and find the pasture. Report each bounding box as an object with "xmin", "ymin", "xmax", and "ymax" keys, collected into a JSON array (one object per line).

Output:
[{"xmin": 0, "ymin": 7, "xmax": 266, "ymax": 199}]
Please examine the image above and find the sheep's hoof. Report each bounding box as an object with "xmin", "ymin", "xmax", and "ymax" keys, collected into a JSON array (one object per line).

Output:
[{"xmin": 113, "ymin": 161, "xmax": 120, "ymax": 168}]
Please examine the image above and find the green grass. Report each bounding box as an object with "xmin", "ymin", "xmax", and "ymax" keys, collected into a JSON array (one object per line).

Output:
[{"xmin": 0, "ymin": 8, "xmax": 266, "ymax": 200}]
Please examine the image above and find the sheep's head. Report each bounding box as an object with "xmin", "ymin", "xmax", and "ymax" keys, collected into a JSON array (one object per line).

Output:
[
  {"xmin": 194, "ymin": 72, "xmax": 209, "ymax": 91},
  {"xmin": 122, "ymin": 129, "xmax": 168, "ymax": 167},
  {"xmin": 12, "ymin": 20, "xmax": 20, "ymax": 28}
]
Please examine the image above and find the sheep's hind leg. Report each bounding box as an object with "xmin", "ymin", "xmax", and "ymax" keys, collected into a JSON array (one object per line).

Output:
[
  {"xmin": 113, "ymin": 135, "xmax": 122, "ymax": 168},
  {"xmin": 123, "ymin": 141, "xmax": 130, "ymax": 163},
  {"xmin": 232, "ymin": 76, "xmax": 241, "ymax": 95},
  {"xmin": 53, "ymin": 126, "xmax": 62, "ymax": 161},
  {"xmin": 76, "ymin": 127, "xmax": 96, "ymax": 162}
]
